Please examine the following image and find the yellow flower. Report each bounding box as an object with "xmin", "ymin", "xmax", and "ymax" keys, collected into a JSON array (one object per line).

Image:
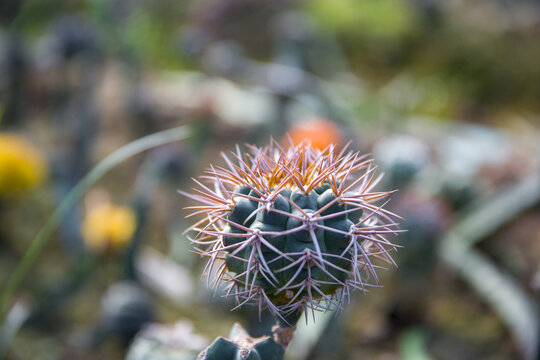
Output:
[
  {"xmin": 82, "ymin": 203, "xmax": 137, "ymax": 254},
  {"xmin": 0, "ymin": 133, "xmax": 47, "ymax": 195}
]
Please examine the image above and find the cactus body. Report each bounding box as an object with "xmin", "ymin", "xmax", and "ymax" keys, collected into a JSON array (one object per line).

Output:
[
  {"xmin": 198, "ymin": 323, "xmax": 284, "ymax": 360},
  {"xmin": 183, "ymin": 140, "xmax": 400, "ymax": 322}
]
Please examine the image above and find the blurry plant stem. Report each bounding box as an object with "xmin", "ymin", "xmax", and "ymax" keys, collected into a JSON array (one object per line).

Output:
[
  {"xmin": 123, "ymin": 153, "xmax": 176, "ymax": 280},
  {"xmin": 0, "ymin": 202, "xmax": 4, "ymax": 245},
  {"xmin": 104, "ymin": 255, "xmax": 116, "ymax": 286},
  {"xmin": 1, "ymin": 33, "xmax": 27, "ymax": 128},
  {"xmin": 123, "ymin": 198, "xmax": 149, "ymax": 281},
  {"xmin": 52, "ymin": 44, "xmax": 101, "ymax": 257},
  {"xmin": 0, "ymin": 303, "xmax": 28, "ymax": 359},
  {"xmin": 273, "ymin": 94, "xmax": 290, "ymax": 137},
  {"xmin": 0, "ymin": 126, "xmax": 190, "ymax": 327}
]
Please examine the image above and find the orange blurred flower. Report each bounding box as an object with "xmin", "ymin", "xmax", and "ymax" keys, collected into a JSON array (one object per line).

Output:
[{"xmin": 287, "ymin": 118, "xmax": 342, "ymax": 150}]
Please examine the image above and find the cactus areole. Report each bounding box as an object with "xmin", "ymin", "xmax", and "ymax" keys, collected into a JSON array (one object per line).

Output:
[{"xmin": 182, "ymin": 140, "xmax": 400, "ymax": 325}]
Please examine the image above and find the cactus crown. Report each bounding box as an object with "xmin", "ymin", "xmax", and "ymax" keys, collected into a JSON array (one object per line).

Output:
[
  {"xmin": 198, "ymin": 323, "xmax": 284, "ymax": 360},
  {"xmin": 182, "ymin": 139, "xmax": 400, "ymax": 323}
]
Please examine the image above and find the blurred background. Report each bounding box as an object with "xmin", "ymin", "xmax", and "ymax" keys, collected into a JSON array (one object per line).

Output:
[{"xmin": 0, "ymin": 0, "xmax": 540, "ymax": 359}]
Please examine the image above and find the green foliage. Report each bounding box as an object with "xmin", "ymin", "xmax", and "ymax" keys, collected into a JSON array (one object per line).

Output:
[
  {"xmin": 122, "ymin": 9, "xmax": 181, "ymax": 69},
  {"xmin": 305, "ymin": 0, "xmax": 416, "ymax": 40}
]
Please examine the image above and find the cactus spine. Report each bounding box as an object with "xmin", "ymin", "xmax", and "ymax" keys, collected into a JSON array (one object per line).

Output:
[{"xmin": 182, "ymin": 140, "xmax": 400, "ymax": 323}]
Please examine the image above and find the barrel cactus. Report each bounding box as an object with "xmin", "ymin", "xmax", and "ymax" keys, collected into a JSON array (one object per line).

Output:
[
  {"xmin": 198, "ymin": 323, "xmax": 284, "ymax": 360},
  {"xmin": 182, "ymin": 140, "xmax": 400, "ymax": 324}
]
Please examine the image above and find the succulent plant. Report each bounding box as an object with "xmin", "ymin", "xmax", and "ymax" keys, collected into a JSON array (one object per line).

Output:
[
  {"xmin": 198, "ymin": 323, "xmax": 284, "ymax": 360},
  {"xmin": 99, "ymin": 281, "xmax": 155, "ymax": 343},
  {"xmin": 182, "ymin": 140, "xmax": 400, "ymax": 324}
]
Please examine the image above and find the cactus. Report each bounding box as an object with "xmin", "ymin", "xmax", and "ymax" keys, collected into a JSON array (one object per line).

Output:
[
  {"xmin": 198, "ymin": 323, "xmax": 284, "ymax": 360},
  {"xmin": 182, "ymin": 140, "xmax": 400, "ymax": 324}
]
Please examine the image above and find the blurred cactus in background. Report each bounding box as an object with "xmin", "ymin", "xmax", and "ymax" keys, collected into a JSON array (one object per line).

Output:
[
  {"xmin": 373, "ymin": 134, "xmax": 430, "ymax": 190},
  {"xmin": 0, "ymin": 133, "xmax": 47, "ymax": 196},
  {"xmin": 182, "ymin": 139, "xmax": 401, "ymax": 331},
  {"xmin": 95, "ymin": 281, "xmax": 155, "ymax": 345}
]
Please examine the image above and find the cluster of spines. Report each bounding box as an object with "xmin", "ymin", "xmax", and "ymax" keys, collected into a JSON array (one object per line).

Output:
[{"xmin": 181, "ymin": 139, "xmax": 401, "ymax": 322}]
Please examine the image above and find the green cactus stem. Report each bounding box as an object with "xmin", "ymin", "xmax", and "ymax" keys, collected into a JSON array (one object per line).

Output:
[{"xmin": 198, "ymin": 323, "xmax": 284, "ymax": 360}]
